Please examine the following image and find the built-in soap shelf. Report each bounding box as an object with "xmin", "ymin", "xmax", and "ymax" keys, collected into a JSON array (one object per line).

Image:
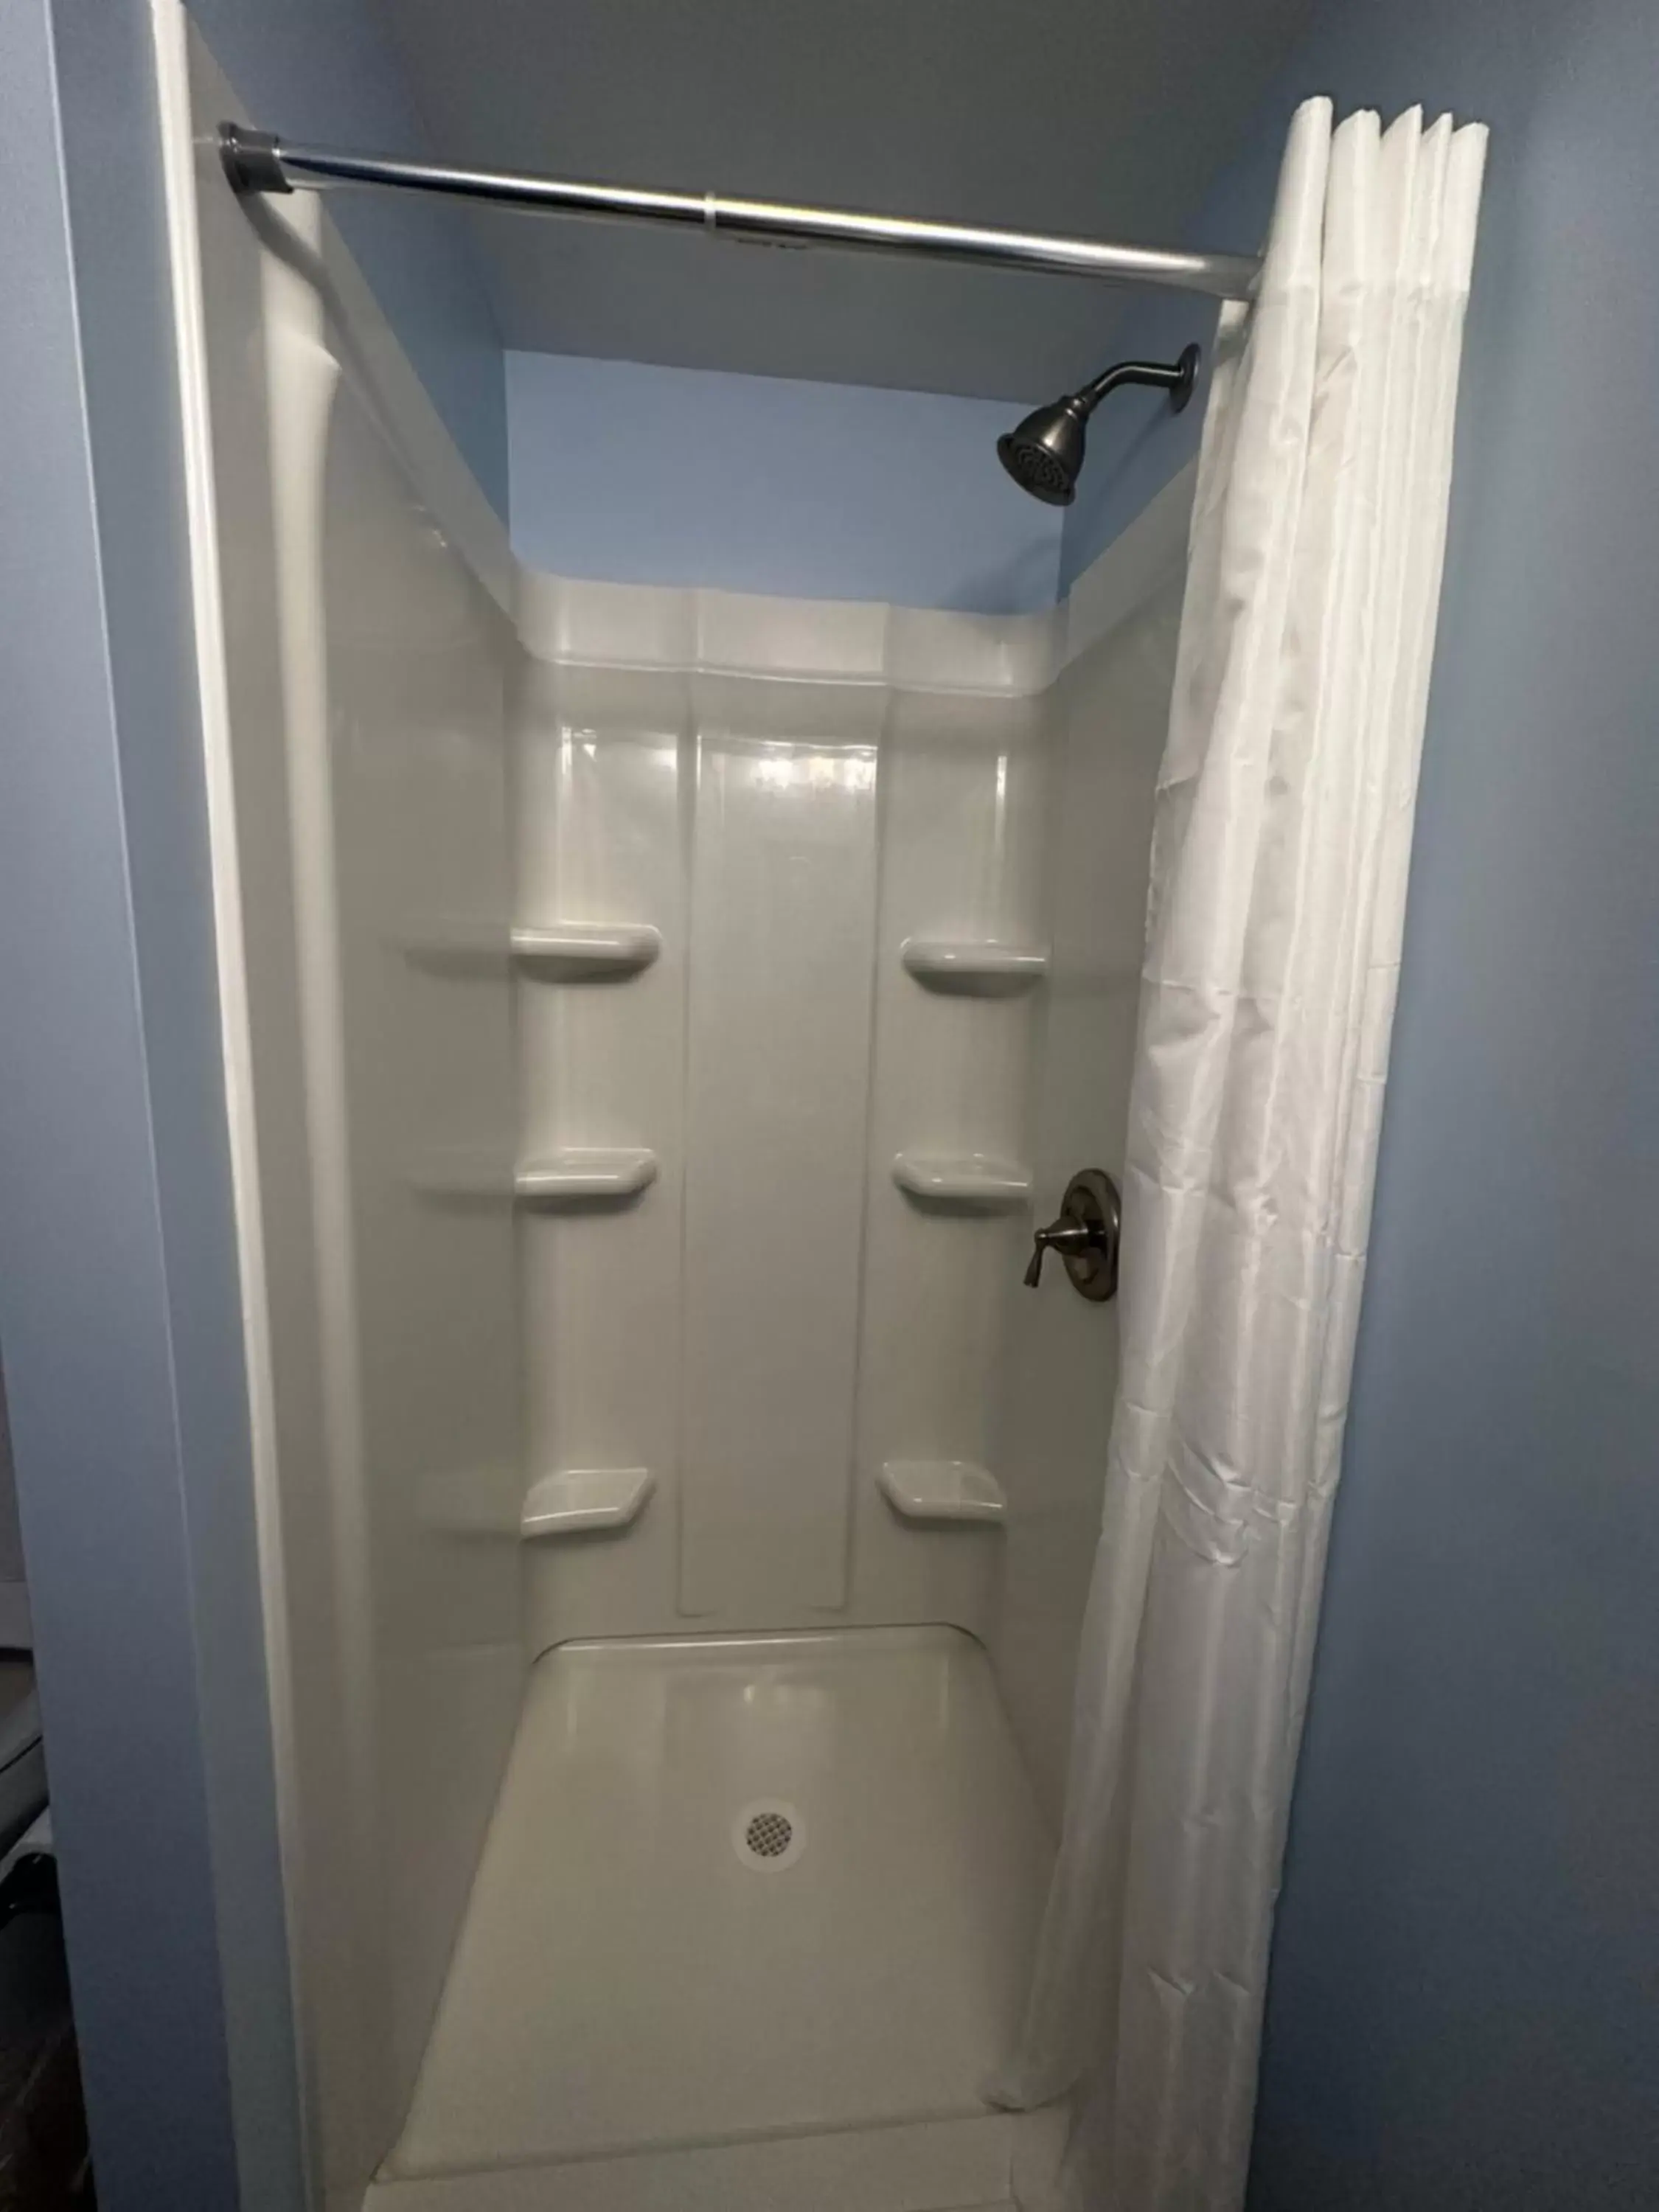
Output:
[
  {"xmin": 512, "ymin": 922, "xmax": 661, "ymax": 976},
  {"xmin": 515, "ymin": 1148, "xmax": 658, "ymax": 1203},
  {"xmin": 891, "ymin": 1152, "xmax": 1032, "ymax": 1208},
  {"xmin": 521, "ymin": 1467, "xmax": 654, "ymax": 1539},
  {"xmin": 400, "ymin": 921, "xmax": 662, "ymax": 979},
  {"xmin": 408, "ymin": 1148, "xmax": 657, "ymax": 1203},
  {"xmin": 878, "ymin": 1460, "xmax": 1006, "ymax": 1526},
  {"xmin": 901, "ymin": 938, "xmax": 1049, "ymax": 992}
]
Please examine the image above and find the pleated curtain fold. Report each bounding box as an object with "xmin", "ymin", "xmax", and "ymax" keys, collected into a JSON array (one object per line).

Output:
[{"xmin": 993, "ymin": 94, "xmax": 1488, "ymax": 2212}]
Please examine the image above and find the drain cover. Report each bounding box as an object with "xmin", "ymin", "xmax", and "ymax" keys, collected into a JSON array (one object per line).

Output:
[
  {"xmin": 731, "ymin": 1798, "xmax": 806, "ymax": 1872},
  {"xmin": 745, "ymin": 1809, "xmax": 793, "ymax": 1857}
]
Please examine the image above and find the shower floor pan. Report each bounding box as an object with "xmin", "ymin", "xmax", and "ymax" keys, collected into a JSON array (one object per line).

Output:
[{"xmin": 371, "ymin": 1624, "xmax": 1061, "ymax": 2211}]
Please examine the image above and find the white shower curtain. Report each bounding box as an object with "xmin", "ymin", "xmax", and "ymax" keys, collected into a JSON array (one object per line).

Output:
[{"xmin": 994, "ymin": 98, "xmax": 1486, "ymax": 2211}]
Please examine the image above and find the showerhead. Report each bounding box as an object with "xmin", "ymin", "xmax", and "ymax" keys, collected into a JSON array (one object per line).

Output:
[
  {"xmin": 998, "ymin": 342, "xmax": 1200, "ymax": 506},
  {"xmin": 997, "ymin": 397, "xmax": 1091, "ymax": 507}
]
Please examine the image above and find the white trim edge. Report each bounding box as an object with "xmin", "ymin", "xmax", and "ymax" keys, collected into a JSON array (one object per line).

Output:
[
  {"xmin": 302, "ymin": 216, "xmax": 515, "ymax": 620},
  {"xmin": 150, "ymin": 0, "xmax": 313, "ymax": 2188}
]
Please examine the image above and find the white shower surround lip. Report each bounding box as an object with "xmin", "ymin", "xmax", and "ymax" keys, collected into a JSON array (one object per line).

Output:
[
  {"xmin": 993, "ymin": 94, "xmax": 1489, "ymax": 2212},
  {"xmin": 509, "ymin": 484, "xmax": 1194, "ymax": 693}
]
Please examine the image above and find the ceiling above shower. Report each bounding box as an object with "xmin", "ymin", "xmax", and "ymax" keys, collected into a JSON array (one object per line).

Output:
[{"xmin": 372, "ymin": 0, "xmax": 1315, "ymax": 400}]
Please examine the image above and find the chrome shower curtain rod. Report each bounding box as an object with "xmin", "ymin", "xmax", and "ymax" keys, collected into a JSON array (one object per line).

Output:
[{"xmin": 218, "ymin": 124, "xmax": 1262, "ymax": 303}]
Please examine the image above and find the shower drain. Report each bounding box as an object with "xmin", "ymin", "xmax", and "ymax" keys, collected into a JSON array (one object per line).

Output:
[
  {"xmin": 746, "ymin": 1810, "xmax": 792, "ymax": 1857},
  {"xmin": 731, "ymin": 1798, "xmax": 806, "ymax": 1872}
]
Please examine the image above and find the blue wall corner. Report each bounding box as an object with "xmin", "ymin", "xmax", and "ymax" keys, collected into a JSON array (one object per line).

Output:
[
  {"xmin": 507, "ymin": 349, "xmax": 1065, "ymax": 616},
  {"xmin": 184, "ymin": 0, "xmax": 508, "ymax": 520}
]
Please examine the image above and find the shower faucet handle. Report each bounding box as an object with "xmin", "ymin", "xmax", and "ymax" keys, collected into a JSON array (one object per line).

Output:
[
  {"xmin": 1023, "ymin": 1169, "xmax": 1121, "ymax": 1303},
  {"xmin": 1023, "ymin": 1220, "xmax": 1101, "ymax": 1286}
]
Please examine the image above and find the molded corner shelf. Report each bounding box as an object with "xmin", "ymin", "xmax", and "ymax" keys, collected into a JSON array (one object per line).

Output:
[
  {"xmin": 878, "ymin": 1460, "xmax": 1006, "ymax": 1526},
  {"xmin": 891, "ymin": 1152, "xmax": 1032, "ymax": 1207},
  {"xmin": 512, "ymin": 922, "xmax": 661, "ymax": 975},
  {"xmin": 900, "ymin": 939, "xmax": 1050, "ymax": 992},
  {"xmin": 521, "ymin": 1467, "xmax": 655, "ymax": 1539},
  {"xmin": 515, "ymin": 1148, "xmax": 658, "ymax": 1203}
]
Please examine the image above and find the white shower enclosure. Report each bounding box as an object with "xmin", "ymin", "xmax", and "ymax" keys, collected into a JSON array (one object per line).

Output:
[{"xmin": 164, "ymin": 15, "xmax": 1193, "ymax": 2209}]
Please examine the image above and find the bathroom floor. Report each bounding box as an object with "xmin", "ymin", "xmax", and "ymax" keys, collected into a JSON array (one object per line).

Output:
[{"xmin": 382, "ymin": 1625, "xmax": 1051, "ymax": 2181}]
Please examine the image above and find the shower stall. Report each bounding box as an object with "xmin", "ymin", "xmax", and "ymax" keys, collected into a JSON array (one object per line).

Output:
[{"xmin": 167, "ymin": 16, "xmax": 1211, "ymax": 2211}]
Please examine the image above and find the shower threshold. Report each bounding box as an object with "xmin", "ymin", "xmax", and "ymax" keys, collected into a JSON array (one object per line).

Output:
[{"xmin": 369, "ymin": 1625, "xmax": 1062, "ymax": 2211}]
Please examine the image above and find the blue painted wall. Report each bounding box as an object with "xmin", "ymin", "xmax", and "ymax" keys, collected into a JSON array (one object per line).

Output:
[
  {"xmin": 507, "ymin": 349, "xmax": 1063, "ymax": 614},
  {"xmin": 1062, "ymin": 4, "xmax": 1659, "ymax": 2205},
  {"xmin": 185, "ymin": 0, "xmax": 508, "ymax": 518}
]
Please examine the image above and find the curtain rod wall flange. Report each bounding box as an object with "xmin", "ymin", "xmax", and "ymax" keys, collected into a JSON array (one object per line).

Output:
[{"xmin": 217, "ymin": 122, "xmax": 1262, "ymax": 304}]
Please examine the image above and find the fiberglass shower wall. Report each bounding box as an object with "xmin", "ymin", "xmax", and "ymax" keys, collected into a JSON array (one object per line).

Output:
[
  {"xmin": 502, "ymin": 512, "xmax": 1192, "ymax": 1773},
  {"xmin": 173, "ymin": 12, "xmax": 1194, "ymax": 2194},
  {"xmin": 509, "ymin": 585, "xmax": 1056, "ymax": 1650},
  {"xmin": 990, "ymin": 518, "xmax": 1192, "ymax": 1817},
  {"xmin": 176, "ymin": 24, "xmax": 525, "ymax": 2199}
]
